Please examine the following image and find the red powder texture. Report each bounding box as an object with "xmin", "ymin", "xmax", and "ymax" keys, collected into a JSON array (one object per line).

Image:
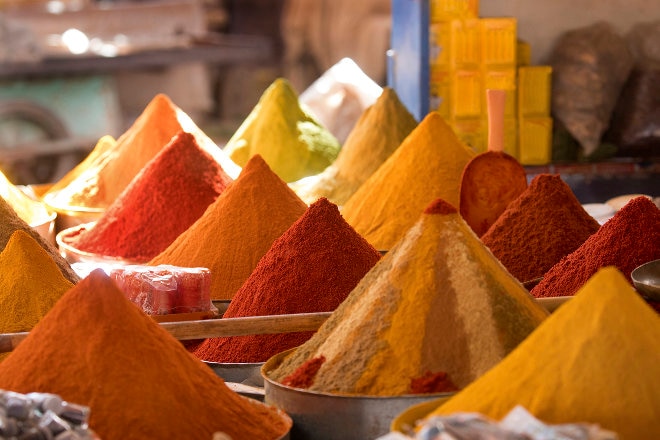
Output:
[
  {"xmin": 409, "ymin": 371, "xmax": 459, "ymax": 394},
  {"xmin": 281, "ymin": 356, "xmax": 326, "ymax": 389},
  {"xmin": 424, "ymin": 198, "xmax": 458, "ymax": 215},
  {"xmin": 531, "ymin": 196, "xmax": 660, "ymax": 298},
  {"xmin": 68, "ymin": 132, "xmax": 232, "ymax": 262},
  {"xmin": 192, "ymin": 197, "xmax": 381, "ymax": 363},
  {"xmin": 481, "ymin": 174, "xmax": 601, "ymax": 283}
]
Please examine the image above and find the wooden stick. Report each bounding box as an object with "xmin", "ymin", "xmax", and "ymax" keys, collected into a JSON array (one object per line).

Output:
[{"xmin": 0, "ymin": 312, "xmax": 332, "ymax": 354}]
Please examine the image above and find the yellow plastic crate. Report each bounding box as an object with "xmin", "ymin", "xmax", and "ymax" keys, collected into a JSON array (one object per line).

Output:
[
  {"xmin": 480, "ymin": 17, "xmax": 517, "ymax": 66},
  {"xmin": 502, "ymin": 117, "xmax": 518, "ymax": 158},
  {"xmin": 517, "ymin": 40, "xmax": 531, "ymax": 66},
  {"xmin": 430, "ymin": 0, "xmax": 479, "ymax": 22},
  {"xmin": 450, "ymin": 18, "xmax": 481, "ymax": 68},
  {"xmin": 451, "ymin": 69, "xmax": 483, "ymax": 118},
  {"xmin": 430, "ymin": 67, "xmax": 451, "ymax": 117},
  {"xmin": 518, "ymin": 117, "xmax": 553, "ymax": 165},
  {"xmin": 451, "ymin": 117, "xmax": 486, "ymax": 153},
  {"xmin": 518, "ymin": 65, "xmax": 552, "ymax": 117},
  {"xmin": 429, "ymin": 21, "xmax": 452, "ymax": 67},
  {"xmin": 483, "ymin": 67, "xmax": 517, "ymax": 117}
]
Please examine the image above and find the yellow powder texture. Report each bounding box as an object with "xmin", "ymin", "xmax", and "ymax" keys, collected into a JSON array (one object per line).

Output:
[
  {"xmin": 0, "ymin": 230, "xmax": 73, "ymax": 361},
  {"xmin": 291, "ymin": 87, "xmax": 417, "ymax": 206},
  {"xmin": 0, "ymin": 170, "xmax": 52, "ymax": 226},
  {"xmin": 429, "ymin": 266, "xmax": 660, "ymax": 440},
  {"xmin": 0, "ymin": 197, "xmax": 79, "ymax": 284},
  {"xmin": 267, "ymin": 199, "xmax": 548, "ymax": 396},
  {"xmin": 223, "ymin": 78, "xmax": 341, "ymax": 183},
  {"xmin": 149, "ymin": 154, "xmax": 307, "ymax": 300},
  {"xmin": 44, "ymin": 94, "xmax": 240, "ymax": 211},
  {"xmin": 341, "ymin": 112, "xmax": 476, "ymax": 251}
]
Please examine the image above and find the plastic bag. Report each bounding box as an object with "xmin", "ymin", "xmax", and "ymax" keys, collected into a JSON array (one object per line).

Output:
[{"xmin": 549, "ymin": 22, "xmax": 633, "ymax": 157}]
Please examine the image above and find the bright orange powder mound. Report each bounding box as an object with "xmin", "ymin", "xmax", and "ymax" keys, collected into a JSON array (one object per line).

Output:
[{"xmin": 0, "ymin": 270, "xmax": 290, "ymax": 440}]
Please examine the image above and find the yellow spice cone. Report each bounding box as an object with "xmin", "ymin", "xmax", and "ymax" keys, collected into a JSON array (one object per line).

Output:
[
  {"xmin": 267, "ymin": 199, "xmax": 548, "ymax": 396},
  {"xmin": 429, "ymin": 266, "xmax": 660, "ymax": 440},
  {"xmin": 0, "ymin": 170, "xmax": 52, "ymax": 226}
]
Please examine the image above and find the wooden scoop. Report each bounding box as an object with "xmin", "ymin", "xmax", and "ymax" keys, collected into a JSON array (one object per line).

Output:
[{"xmin": 459, "ymin": 89, "xmax": 528, "ymax": 236}]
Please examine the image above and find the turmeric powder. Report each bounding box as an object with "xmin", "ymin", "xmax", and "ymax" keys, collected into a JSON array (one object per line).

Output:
[
  {"xmin": 291, "ymin": 87, "xmax": 417, "ymax": 206},
  {"xmin": 0, "ymin": 170, "xmax": 52, "ymax": 227},
  {"xmin": 341, "ymin": 112, "xmax": 475, "ymax": 251},
  {"xmin": 223, "ymin": 78, "xmax": 341, "ymax": 183},
  {"xmin": 266, "ymin": 198, "xmax": 547, "ymax": 396},
  {"xmin": 429, "ymin": 266, "xmax": 660, "ymax": 440}
]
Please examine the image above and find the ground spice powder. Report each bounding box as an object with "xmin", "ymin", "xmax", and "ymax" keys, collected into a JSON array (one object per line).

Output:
[
  {"xmin": 0, "ymin": 270, "xmax": 290, "ymax": 440},
  {"xmin": 0, "ymin": 170, "xmax": 52, "ymax": 226},
  {"xmin": 341, "ymin": 112, "xmax": 475, "ymax": 251},
  {"xmin": 0, "ymin": 230, "xmax": 73, "ymax": 361},
  {"xmin": 0, "ymin": 197, "xmax": 79, "ymax": 284},
  {"xmin": 65, "ymin": 131, "xmax": 233, "ymax": 262},
  {"xmin": 292, "ymin": 87, "xmax": 417, "ymax": 206},
  {"xmin": 193, "ymin": 197, "xmax": 381, "ymax": 363},
  {"xmin": 430, "ymin": 267, "xmax": 660, "ymax": 440},
  {"xmin": 532, "ymin": 196, "xmax": 660, "ymax": 298},
  {"xmin": 481, "ymin": 174, "xmax": 601, "ymax": 283},
  {"xmin": 150, "ymin": 154, "xmax": 307, "ymax": 300},
  {"xmin": 267, "ymin": 198, "xmax": 547, "ymax": 396},
  {"xmin": 223, "ymin": 78, "xmax": 341, "ymax": 183}
]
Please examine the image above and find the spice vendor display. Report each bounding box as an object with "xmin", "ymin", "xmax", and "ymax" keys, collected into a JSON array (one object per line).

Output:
[
  {"xmin": 341, "ymin": 112, "xmax": 475, "ymax": 251},
  {"xmin": 61, "ymin": 131, "xmax": 233, "ymax": 262},
  {"xmin": 481, "ymin": 174, "xmax": 601, "ymax": 283},
  {"xmin": 0, "ymin": 230, "xmax": 73, "ymax": 361},
  {"xmin": 532, "ymin": 195, "xmax": 660, "ymax": 298},
  {"xmin": 193, "ymin": 197, "xmax": 381, "ymax": 363},
  {"xmin": 223, "ymin": 78, "xmax": 341, "ymax": 183},
  {"xmin": 150, "ymin": 154, "xmax": 307, "ymax": 300},
  {"xmin": 44, "ymin": 94, "xmax": 239, "ymax": 211},
  {"xmin": 0, "ymin": 170, "xmax": 53, "ymax": 228},
  {"xmin": 427, "ymin": 267, "xmax": 660, "ymax": 440},
  {"xmin": 267, "ymin": 199, "xmax": 548, "ymax": 396},
  {"xmin": 291, "ymin": 87, "xmax": 418, "ymax": 206},
  {"xmin": 0, "ymin": 270, "xmax": 291, "ymax": 440},
  {"xmin": 458, "ymin": 151, "xmax": 528, "ymax": 237},
  {"xmin": 0, "ymin": 197, "xmax": 79, "ymax": 284},
  {"xmin": 0, "ymin": 389, "xmax": 97, "ymax": 439}
]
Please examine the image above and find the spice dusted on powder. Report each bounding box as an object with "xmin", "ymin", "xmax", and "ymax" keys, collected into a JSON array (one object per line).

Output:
[
  {"xmin": 0, "ymin": 270, "xmax": 291, "ymax": 440},
  {"xmin": 0, "ymin": 197, "xmax": 79, "ymax": 284},
  {"xmin": 266, "ymin": 198, "xmax": 548, "ymax": 396},
  {"xmin": 0, "ymin": 170, "xmax": 52, "ymax": 227},
  {"xmin": 341, "ymin": 112, "xmax": 476, "ymax": 251},
  {"xmin": 532, "ymin": 195, "xmax": 660, "ymax": 298},
  {"xmin": 291, "ymin": 87, "xmax": 418, "ymax": 206},
  {"xmin": 429, "ymin": 267, "xmax": 660, "ymax": 440},
  {"xmin": 481, "ymin": 174, "xmax": 601, "ymax": 283},
  {"xmin": 150, "ymin": 154, "xmax": 308, "ymax": 300},
  {"xmin": 64, "ymin": 131, "xmax": 233, "ymax": 262},
  {"xmin": 223, "ymin": 78, "xmax": 341, "ymax": 183},
  {"xmin": 0, "ymin": 230, "xmax": 73, "ymax": 361},
  {"xmin": 193, "ymin": 197, "xmax": 382, "ymax": 363}
]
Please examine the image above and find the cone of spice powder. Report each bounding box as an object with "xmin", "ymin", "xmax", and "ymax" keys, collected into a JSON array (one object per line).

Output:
[
  {"xmin": 150, "ymin": 154, "xmax": 308, "ymax": 300},
  {"xmin": 0, "ymin": 170, "xmax": 53, "ymax": 227},
  {"xmin": 0, "ymin": 230, "xmax": 73, "ymax": 361},
  {"xmin": 62, "ymin": 131, "xmax": 233, "ymax": 262},
  {"xmin": 0, "ymin": 270, "xmax": 291, "ymax": 439},
  {"xmin": 193, "ymin": 197, "xmax": 382, "ymax": 363},
  {"xmin": 266, "ymin": 199, "xmax": 548, "ymax": 396},
  {"xmin": 341, "ymin": 112, "xmax": 475, "ymax": 251},
  {"xmin": 44, "ymin": 94, "xmax": 239, "ymax": 211},
  {"xmin": 480, "ymin": 174, "xmax": 601, "ymax": 283},
  {"xmin": 532, "ymin": 196, "xmax": 660, "ymax": 298},
  {"xmin": 0, "ymin": 197, "xmax": 79, "ymax": 284},
  {"xmin": 223, "ymin": 78, "xmax": 341, "ymax": 183},
  {"xmin": 291, "ymin": 87, "xmax": 418, "ymax": 206},
  {"xmin": 428, "ymin": 267, "xmax": 660, "ymax": 440}
]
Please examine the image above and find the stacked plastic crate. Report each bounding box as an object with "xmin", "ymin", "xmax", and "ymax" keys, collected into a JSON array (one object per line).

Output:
[{"xmin": 428, "ymin": 0, "xmax": 553, "ymax": 164}]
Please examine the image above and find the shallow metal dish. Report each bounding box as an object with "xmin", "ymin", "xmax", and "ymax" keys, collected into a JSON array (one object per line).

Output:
[
  {"xmin": 205, "ymin": 361, "xmax": 265, "ymax": 388},
  {"xmin": 631, "ymin": 259, "xmax": 660, "ymax": 301}
]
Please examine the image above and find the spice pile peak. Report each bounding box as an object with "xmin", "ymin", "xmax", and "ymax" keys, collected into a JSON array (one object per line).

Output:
[
  {"xmin": 266, "ymin": 198, "xmax": 548, "ymax": 396},
  {"xmin": 0, "ymin": 170, "xmax": 52, "ymax": 227}
]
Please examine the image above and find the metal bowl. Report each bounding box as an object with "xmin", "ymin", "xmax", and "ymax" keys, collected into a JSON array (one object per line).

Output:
[
  {"xmin": 631, "ymin": 259, "xmax": 660, "ymax": 301},
  {"xmin": 42, "ymin": 191, "xmax": 104, "ymax": 233},
  {"xmin": 205, "ymin": 361, "xmax": 265, "ymax": 388},
  {"xmin": 261, "ymin": 349, "xmax": 455, "ymax": 440},
  {"xmin": 56, "ymin": 222, "xmax": 146, "ymax": 266},
  {"xmin": 30, "ymin": 210, "xmax": 57, "ymax": 245},
  {"xmin": 390, "ymin": 395, "xmax": 452, "ymax": 435}
]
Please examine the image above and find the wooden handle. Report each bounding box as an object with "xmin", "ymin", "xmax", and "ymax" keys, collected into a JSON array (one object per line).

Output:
[
  {"xmin": 0, "ymin": 312, "xmax": 332, "ymax": 354},
  {"xmin": 487, "ymin": 89, "xmax": 506, "ymax": 152}
]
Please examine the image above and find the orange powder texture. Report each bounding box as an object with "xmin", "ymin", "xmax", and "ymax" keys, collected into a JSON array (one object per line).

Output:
[
  {"xmin": 150, "ymin": 154, "xmax": 307, "ymax": 300},
  {"xmin": 341, "ymin": 112, "xmax": 476, "ymax": 251},
  {"xmin": 0, "ymin": 270, "xmax": 290, "ymax": 440}
]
